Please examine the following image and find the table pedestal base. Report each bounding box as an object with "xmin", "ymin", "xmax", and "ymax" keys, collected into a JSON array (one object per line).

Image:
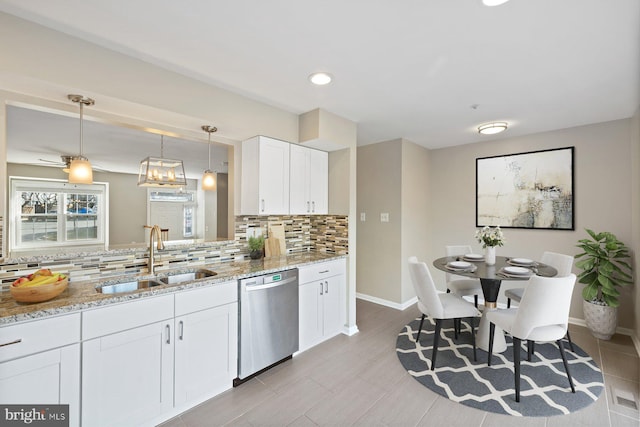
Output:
[{"xmin": 477, "ymin": 307, "xmax": 506, "ymax": 353}]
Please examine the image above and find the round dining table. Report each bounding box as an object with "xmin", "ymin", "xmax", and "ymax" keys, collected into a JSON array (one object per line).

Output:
[{"xmin": 433, "ymin": 255, "xmax": 557, "ymax": 353}]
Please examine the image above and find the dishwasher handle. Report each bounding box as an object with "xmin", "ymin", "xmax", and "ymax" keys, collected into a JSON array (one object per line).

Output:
[{"xmin": 244, "ymin": 276, "xmax": 297, "ymax": 292}]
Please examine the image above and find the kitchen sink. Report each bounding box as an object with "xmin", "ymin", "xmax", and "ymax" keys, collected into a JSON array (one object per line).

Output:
[
  {"xmin": 97, "ymin": 279, "xmax": 164, "ymax": 294},
  {"xmin": 157, "ymin": 269, "xmax": 217, "ymax": 285},
  {"xmin": 96, "ymin": 269, "xmax": 217, "ymax": 294}
]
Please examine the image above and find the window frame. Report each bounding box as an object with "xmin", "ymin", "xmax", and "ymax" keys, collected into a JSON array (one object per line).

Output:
[{"xmin": 9, "ymin": 176, "xmax": 109, "ymax": 253}]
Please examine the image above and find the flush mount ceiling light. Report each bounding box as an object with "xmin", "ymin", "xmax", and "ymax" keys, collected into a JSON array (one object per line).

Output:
[
  {"xmin": 482, "ymin": 0, "xmax": 511, "ymax": 6},
  {"xmin": 478, "ymin": 122, "xmax": 508, "ymax": 135},
  {"xmin": 137, "ymin": 135, "xmax": 187, "ymax": 187},
  {"xmin": 201, "ymin": 125, "xmax": 218, "ymax": 191},
  {"xmin": 67, "ymin": 94, "xmax": 94, "ymax": 184},
  {"xmin": 309, "ymin": 72, "xmax": 333, "ymax": 85}
]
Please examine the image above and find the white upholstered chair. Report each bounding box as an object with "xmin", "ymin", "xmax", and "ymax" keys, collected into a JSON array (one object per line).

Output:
[
  {"xmin": 445, "ymin": 245, "xmax": 483, "ymax": 307},
  {"xmin": 487, "ymin": 274, "xmax": 577, "ymax": 402},
  {"xmin": 408, "ymin": 256, "xmax": 481, "ymax": 370},
  {"xmin": 504, "ymin": 251, "xmax": 575, "ymax": 351}
]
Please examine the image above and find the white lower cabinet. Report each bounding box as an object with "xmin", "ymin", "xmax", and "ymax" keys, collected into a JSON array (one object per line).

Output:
[
  {"xmin": 298, "ymin": 259, "xmax": 346, "ymax": 352},
  {"xmin": 81, "ymin": 282, "xmax": 238, "ymax": 427},
  {"xmin": 81, "ymin": 294, "xmax": 174, "ymax": 427},
  {"xmin": 0, "ymin": 313, "xmax": 81, "ymax": 427},
  {"xmin": 81, "ymin": 321, "xmax": 174, "ymax": 427},
  {"xmin": 174, "ymin": 283, "xmax": 238, "ymax": 408}
]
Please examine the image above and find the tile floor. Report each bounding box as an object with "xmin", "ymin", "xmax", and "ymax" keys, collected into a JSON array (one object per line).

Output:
[{"xmin": 160, "ymin": 299, "xmax": 640, "ymax": 427}]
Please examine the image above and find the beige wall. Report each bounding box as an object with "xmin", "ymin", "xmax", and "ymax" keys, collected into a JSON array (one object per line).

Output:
[
  {"xmin": 356, "ymin": 139, "xmax": 432, "ymax": 305},
  {"xmin": 429, "ymin": 119, "xmax": 636, "ymax": 329},
  {"xmin": 357, "ymin": 140, "xmax": 403, "ymax": 303},
  {"xmin": 631, "ymin": 107, "xmax": 640, "ymax": 343},
  {"xmin": 400, "ymin": 140, "xmax": 431, "ymax": 303}
]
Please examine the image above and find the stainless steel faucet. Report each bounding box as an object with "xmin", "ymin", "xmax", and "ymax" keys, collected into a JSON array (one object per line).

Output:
[{"xmin": 145, "ymin": 225, "xmax": 165, "ymax": 275}]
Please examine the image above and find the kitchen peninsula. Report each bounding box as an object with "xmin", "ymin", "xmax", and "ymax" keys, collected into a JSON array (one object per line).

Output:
[{"xmin": 0, "ymin": 246, "xmax": 347, "ymax": 427}]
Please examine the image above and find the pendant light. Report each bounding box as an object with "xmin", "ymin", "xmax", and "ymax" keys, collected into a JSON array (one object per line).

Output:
[
  {"xmin": 138, "ymin": 134, "xmax": 187, "ymax": 187},
  {"xmin": 201, "ymin": 125, "xmax": 218, "ymax": 191},
  {"xmin": 67, "ymin": 94, "xmax": 94, "ymax": 184}
]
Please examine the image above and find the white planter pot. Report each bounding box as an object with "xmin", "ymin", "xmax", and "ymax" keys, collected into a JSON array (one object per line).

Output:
[{"xmin": 583, "ymin": 299, "xmax": 617, "ymax": 340}]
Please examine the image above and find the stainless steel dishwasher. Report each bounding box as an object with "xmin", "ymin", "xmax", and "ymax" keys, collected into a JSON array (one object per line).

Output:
[{"xmin": 236, "ymin": 269, "xmax": 299, "ymax": 384}]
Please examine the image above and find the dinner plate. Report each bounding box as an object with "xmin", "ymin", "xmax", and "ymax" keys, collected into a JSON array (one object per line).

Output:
[
  {"xmin": 509, "ymin": 258, "xmax": 534, "ymax": 266},
  {"xmin": 447, "ymin": 261, "xmax": 472, "ymax": 269},
  {"xmin": 463, "ymin": 254, "xmax": 484, "ymax": 261},
  {"xmin": 503, "ymin": 266, "xmax": 531, "ymax": 275}
]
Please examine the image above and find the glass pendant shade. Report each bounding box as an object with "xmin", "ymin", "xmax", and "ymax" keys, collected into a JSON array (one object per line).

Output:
[
  {"xmin": 202, "ymin": 170, "xmax": 216, "ymax": 191},
  {"xmin": 68, "ymin": 157, "xmax": 93, "ymax": 184},
  {"xmin": 67, "ymin": 94, "xmax": 94, "ymax": 184},
  {"xmin": 201, "ymin": 125, "xmax": 218, "ymax": 191}
]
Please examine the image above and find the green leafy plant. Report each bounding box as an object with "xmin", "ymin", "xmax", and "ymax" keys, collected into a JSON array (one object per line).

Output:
[
  {"xmin": 248, "ymin": 235, "xmax": 265, "ymax": 252},
  {"xmin": 575, "ymin": 228, "xmax": 633, "ymax": 307}
]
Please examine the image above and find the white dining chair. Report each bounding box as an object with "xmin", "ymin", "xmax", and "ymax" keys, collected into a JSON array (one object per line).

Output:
[
  {"xmin": 487, "ymin": 274, "xmax": 577, "ymax": 402},
  {"xmin": 408, "ymin": 256, "xmax": 481, "ymax": 370},
  {"xmin": 504, "ymin": 251, "xmax": 575, "ymax": 351},
  {"xmin": 445, "ymin": 245, "xmax": 483, "ymax": 307}
]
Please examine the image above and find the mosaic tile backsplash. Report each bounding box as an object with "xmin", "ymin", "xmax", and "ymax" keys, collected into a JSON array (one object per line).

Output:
[{"xmin": 0, "ymin": 215, "xmax": 348, "ymax": 290}]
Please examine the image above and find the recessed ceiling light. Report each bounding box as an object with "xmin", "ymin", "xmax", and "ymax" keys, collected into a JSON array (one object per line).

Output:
[
  {"xmin": 309, "ymin": 72, "xmax": 332, "ymax": 85},
  {"xmin": 482, "ymin": 0, "xmax": 510, "ymax": 6},
  {"xmin": 478, "ymin": 122, "xmax": 508, "ymax": 135}
]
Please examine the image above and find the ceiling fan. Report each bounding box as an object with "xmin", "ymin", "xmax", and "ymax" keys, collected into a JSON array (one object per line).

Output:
[{"xmin": 37, "ymin": 155, "xmax": 110, "ymax": 173}]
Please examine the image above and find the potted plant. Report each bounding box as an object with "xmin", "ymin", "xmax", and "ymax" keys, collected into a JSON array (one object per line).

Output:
[
  {"xmin": 248, "ymin": 236, "xmax": 265, "ymax": 260},
  {"xmin": 575, "ymin": 228, "xmax": 633, "ymax": 340}
]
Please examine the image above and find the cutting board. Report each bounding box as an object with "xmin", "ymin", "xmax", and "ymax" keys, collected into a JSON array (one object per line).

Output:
[
  {"xmin": 264, "ymin": 237, "xmax": 281, "ymax": 258},
  {"xmin": 268, "ymin": 222, "xmax": 287, "ymax": 254}
]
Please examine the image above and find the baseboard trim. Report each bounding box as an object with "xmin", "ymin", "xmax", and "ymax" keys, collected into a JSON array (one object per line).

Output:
[
  {"xmin": 356, "ymin": 293, "xmax": 417, "ymax": 310},
  {"xmin": 343, "ymin": 325, "xmax": 359, "ymax": 336}
]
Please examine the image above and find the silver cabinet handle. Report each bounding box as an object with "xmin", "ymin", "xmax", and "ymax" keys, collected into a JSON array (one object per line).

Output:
[
  {"xmin": 179, "ymin": 320, "xmax": 184, "ymax": 340},
  {"xmin": 312, "ymin": 201, "xmax": 315, "ymax": 213},
  {"xmin": 166, "ymin": 324, "xmax": 171, "ymax": 344},
  {"xmin": 306, "ymin": 201, "xmax": 310, "ymax": 213},
  {"xmin": 0, "ymin": 338, "xmax": 22, "ymax": 348},
  {"xmin": 319, "ymin": 282, "xmax": 324, "ymax": 295},
  {"xmin": 324, "ymin": 281, "xmax": 329, "ymax": 294},
  {"xmin": 319, "ymin": 270, "xmax": 329, "ymax": 274},
  {"xmin": 261, "ymin": 199, "xmax": 265, "ymax": 212}
]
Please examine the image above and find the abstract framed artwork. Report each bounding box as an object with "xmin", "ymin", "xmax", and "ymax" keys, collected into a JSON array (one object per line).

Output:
[{"xmin": 476, "ymin": 146, "xmax": 574, "ymax": 230}]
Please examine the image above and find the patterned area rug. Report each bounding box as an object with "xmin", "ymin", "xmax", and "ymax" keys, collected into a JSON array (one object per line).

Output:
[{"xmin": 396, "ymin": 317, "xmax": 604, "ymax": 417}]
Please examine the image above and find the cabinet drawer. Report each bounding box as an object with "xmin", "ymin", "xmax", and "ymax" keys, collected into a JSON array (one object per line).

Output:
[
  {"xmin": 83, "ymin": 294, "xmax": 174, "ymax": 340},
  {"xmin": 0, "ymin": 313, "xmax": 81, "ymax": 362},
  {"xmin": 175, "ymin": 281, "xmax": 237, "ymax": 317},
  {"xmin": 298, "ymin": 258, "xmax": 346, "ymax": 284}
]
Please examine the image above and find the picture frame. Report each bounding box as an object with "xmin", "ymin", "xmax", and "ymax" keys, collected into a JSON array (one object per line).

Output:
[{"xmin": 476, "ymin": 146, "xmax": 574, "ymax": 230}]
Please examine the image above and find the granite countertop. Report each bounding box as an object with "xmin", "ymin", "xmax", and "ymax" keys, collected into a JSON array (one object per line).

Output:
[{"xmin": 0, "ymin": 252, "xmax": 346, "ymax": 325}]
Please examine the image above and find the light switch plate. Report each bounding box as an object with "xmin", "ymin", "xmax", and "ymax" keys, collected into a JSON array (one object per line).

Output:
[{"xmin": 380, "ymin": 213, "xmax": 389, "ymax": 222}]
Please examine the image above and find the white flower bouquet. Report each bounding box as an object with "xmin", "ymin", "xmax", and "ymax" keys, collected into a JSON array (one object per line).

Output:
[{"xmin": 475, "ymin": 226, "xmax": 505, "ymax": 248}]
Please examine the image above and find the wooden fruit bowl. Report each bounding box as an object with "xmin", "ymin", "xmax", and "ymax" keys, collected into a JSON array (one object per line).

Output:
[{"xmin": 10, "ymin": 278, "xmax": 68, "ymax": 303}]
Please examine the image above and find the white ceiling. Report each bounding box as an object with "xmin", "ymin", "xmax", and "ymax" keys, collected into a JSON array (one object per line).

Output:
[
  {"xmin": 0, "ymin": 0, "xmax": 638, "ymax": 150},
  {"xmin": 7, "ymin": 105, "xmax": 230, "ymax": 179}
]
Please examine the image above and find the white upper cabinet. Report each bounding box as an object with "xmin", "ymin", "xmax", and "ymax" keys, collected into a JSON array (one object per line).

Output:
[
  {"xmin": 290, "ymin": 144, "xmax": 328, "ymax": 215},
  {"xmin": 241, "ymin": 136, "xmax": 290, "ymax": 215}
]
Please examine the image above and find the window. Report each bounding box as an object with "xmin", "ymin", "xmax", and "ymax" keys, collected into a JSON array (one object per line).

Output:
[{"xmin": 10, "ymin": 177, "xmax": 108, "ymax": 252}]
